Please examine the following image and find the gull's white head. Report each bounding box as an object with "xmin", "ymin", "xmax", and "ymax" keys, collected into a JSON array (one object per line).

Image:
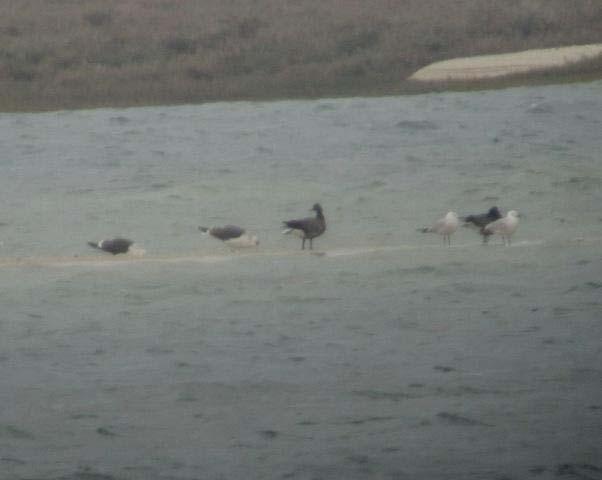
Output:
[
  {"xmin": 446, "ymin": 211, "xmax": 459, "ymax": 221},
  {"xmin": 507, "ymin": 210, "xmax": 519, "ymax": 219}
]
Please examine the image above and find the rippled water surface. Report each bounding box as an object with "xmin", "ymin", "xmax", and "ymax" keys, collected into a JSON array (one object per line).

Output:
[{"xmin": 1, "ymin": 83, "xmax": 601, "ymax": 479}]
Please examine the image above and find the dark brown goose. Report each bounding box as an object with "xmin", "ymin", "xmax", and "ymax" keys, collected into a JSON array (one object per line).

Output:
[
  {"xmin": 462, "ymin": 206, "xmax": 502, "ymax": 243},
  {"xmin": 282, "ymin": 203, "xmax": 326, "ymax": 250}
]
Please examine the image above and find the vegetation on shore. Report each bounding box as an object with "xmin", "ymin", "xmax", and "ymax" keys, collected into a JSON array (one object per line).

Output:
[{"xmin": 2, "ymin": 0, "xmax": 602, "ymax": 112}]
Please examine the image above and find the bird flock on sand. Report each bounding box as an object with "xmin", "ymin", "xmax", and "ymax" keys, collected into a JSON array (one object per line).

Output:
[
  {"xmin": 87, "ymin": 202, "xmax": 520, "ymax": 256},
  {"xmin": 420, "ymin": 207, "xmax": 521, "ymax": 247}
]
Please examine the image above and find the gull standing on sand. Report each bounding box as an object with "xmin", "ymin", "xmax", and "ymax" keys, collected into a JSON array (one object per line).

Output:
[
  {"xmin": 483, "ymin": 210, "xmax": 520, "ymax": 245},
  {"xmin": 420, "ymin": 211, "xmax": 459, "ymax": 246},
  {"xmin": 198, "ymin": 225, "xmax": 259, "ymax": 248},
  {"xmin": 282, "ymin": 203, "xmax": 326, "ymax": 250},
  {"xmin": 462, "ymin": 206, "xmax": 502, "ymax": 243}
]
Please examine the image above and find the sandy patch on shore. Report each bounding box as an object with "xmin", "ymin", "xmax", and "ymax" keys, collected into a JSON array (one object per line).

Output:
[{"xmin": 409, "ymin": 44, "xmax": 602, "ymax": 82}]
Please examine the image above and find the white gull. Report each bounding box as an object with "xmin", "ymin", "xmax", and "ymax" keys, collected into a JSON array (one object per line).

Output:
[
  {"xmin": 483, "ymin": 210, "xmax": 520, "ymax": 246},
  {"xmin": 419, "ymin": 211, "xmax": 459, "ymax": 247}
]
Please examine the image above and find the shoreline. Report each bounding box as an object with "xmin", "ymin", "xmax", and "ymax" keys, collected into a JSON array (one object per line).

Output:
[{"xmin": 3, "ymin": 73, "xmax": 602, "ymax": 115}]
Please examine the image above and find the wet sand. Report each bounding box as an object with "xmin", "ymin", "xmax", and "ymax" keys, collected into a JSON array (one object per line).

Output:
[
  {"xmin": 2, "ymin": 239, "xmax": 602, "ymax": 479},
  {"xmin": 1, "ymin": 81, "xmax": 601, "ymax": 479}
]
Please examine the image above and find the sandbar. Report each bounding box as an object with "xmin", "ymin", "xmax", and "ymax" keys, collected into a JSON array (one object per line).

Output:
[{"xmin": 409, "ymin": 43, "xmax": 602, "ymax": 82}]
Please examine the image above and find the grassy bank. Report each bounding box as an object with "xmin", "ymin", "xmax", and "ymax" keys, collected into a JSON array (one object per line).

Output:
[{"xmin": 2, "ymin": 0, "xmax": 602, "ymax": 112}]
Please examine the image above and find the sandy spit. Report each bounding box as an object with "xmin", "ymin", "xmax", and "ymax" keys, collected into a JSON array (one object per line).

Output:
[{"xmin": 409, "ymin": 43, "xmax": 602, "ymax": 82}]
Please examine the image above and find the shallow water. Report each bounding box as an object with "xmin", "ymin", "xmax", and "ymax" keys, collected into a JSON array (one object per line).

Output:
[{"xmin": 0, "ymin": 83, "xmax": 601, "ymax": 479}]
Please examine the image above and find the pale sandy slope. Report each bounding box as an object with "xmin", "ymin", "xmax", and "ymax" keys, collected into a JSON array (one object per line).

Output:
[{"xmin": 410, "ymin": 43, "xmax": 602, "ymax": 81}]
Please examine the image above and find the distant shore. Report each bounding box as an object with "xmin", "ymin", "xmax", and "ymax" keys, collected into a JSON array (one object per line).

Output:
[{"xmin": 2, "ymin": 0, "xmax": 602, "ymax": 112}]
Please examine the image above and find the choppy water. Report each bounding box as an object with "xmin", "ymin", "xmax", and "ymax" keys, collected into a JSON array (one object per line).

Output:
[{"xmin": 1, "ymin": 83, "xmax": 601, "ymax": 479}]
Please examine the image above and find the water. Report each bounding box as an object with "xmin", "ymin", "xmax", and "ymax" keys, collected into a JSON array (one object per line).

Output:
[{"xmin": 0, "ymin": 83, "xmax": 601, "ymax": 479}]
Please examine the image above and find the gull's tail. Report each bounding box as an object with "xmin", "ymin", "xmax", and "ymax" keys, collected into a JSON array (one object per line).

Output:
[
  {"xmin": 198, "ymin": 226, "xmax": 210, "ymax": 235},
  {"xmin": 128, "ymin": 245, "xmax": 147, "ymax": 257}
]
